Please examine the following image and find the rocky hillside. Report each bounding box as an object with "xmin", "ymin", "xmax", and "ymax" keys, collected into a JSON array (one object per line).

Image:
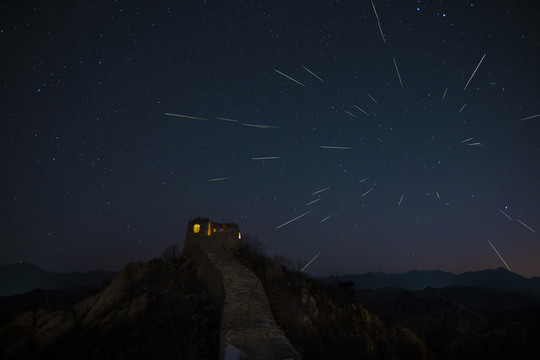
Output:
[
  {"xmin": 15, "ymin": 239, "xmax": 538, "ymax": 359},
  {"xmin": 0, "ymin": 258, "xmax": 219, "ymax": 360},
  {"xmin": 235, "ymin": 242, "xmax": 432, "ymax": 360},
  {"xmin": 357, "ymin": 286, "xmax": 540, "ymax": 360},
  {"xmin": 1, "ymin": 244, "xmax": 434, "ymax": 359},
  {"xmin": 0, "ymin": 287, "xmax": 101, "ymax": 328}
]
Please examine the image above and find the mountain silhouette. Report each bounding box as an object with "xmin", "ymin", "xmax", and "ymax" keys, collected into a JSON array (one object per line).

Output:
[
  {"xmin": 0, "ymin": 263, "xmax": 117, "ymax": 297},
  {"xmin": 0, "ymin": 244, "xmax": 432, "ymax": 360},
  {"xmin": 330, "ymin": 268, "xmax": 540, "ymax": 293},
  {"xmin": 1, "ymin": 247, "xmax": 539, "ymax": 359}
]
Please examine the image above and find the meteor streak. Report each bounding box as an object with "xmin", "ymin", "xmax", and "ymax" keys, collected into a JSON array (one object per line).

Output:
[
  {"xmin": 319, "ymin": 215, "xmax": 332, "ymax": 223},
  {"xmin": 367, "ymin": 93, "xmax": 378, "ymax": 104},
  {"xmin": 241, "ymin": 123, "xmax": 278, "ymax": 128},
  {"xmin": 459, "ymin": 104, "xmax": 467, "ymax": 113},
  {"xmin": 306, "ymin": 198, "xmax": 321, "ymax": 206},
  {"xmin": 164, "ymin": 113, "xmax": 209, "ymax": 121},
  {"xmin": 208, "ymin": 177, "xmax": 230, "ymax": 182},
  {"xmin": 516, "ymin": 219, "xmax": 536, "ymax": 234},
  {"xmin": 498, "ymin": 209, "xmax": 513, "ymax": 221},
  {"xmin": 251, "ymin": 156, "xmax": 281, "ymax": 160},
  {"xmin": 312, "ymin": 187, "xmax": 329, "ymax": 195},
  {"xmin": 371, "ymin": 1, "xmax": 385, "ymax": 43},
  {"xmin": 398, "ymin": 194, "xmax": 404, "ymax": 206},
  {"xmin": 320, "ymin": 146, "xmax": 352, "ymax": 150},
  {"xmin": 300, "ymin": 252, "xmax": 322, "ymax": 272},
  {"xmin": 344, "ymin": 110, "xmax": 357, "ymax": 118},
  {"xmin": 273, "ymin": 69, "xmax": 306, "ymax": 87},
  {"xmin": 393, "ymin": 57, "xmax": 403, "ymax": 88},
  {"xmin": 488, "ymin": 240, "xmax": 512, "ymax": 272},
  {"xmin": 442, "ymin": 87, "xmax": 448, "ymax": 100},
  {"xmin": 463, "ymin": 53, "xmax": 486, "ymax": 91},
  {"xmin": 276, "ymin": 210, "xmax": 312, "ymax": 229},
  {"xmin": 362, "ymin": 187, "xmax": 374, "ymax": 197},
  {"xmin": 461, "ymin": 137, "xmax": 474, "ymax": 143},
  {"xmin": 301, "ymin": 65, "xmax": 324, "ymax": 82},
  {"xmin": 353, "ymin": 105, "xmax": 370, "ymax": 116},
  {"xmin": 517, "ymin": 113, "xmax": 540, "ymax": 122}
]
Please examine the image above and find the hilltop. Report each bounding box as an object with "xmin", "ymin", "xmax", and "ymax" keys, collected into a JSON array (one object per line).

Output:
[
  {"xmin": 0, "ymin": 257, "xmax": 220, "ymax": 359},
  {"xmin": 1, "ymin": 242, "xmax": 430, "ymax": 360},
  {"xmin": 1, "ymin": 239, "xmax": 539, "ymax": 359}
]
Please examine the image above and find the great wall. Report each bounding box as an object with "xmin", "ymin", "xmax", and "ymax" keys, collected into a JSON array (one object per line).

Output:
[{"xmin": 183, "ymin": 217, "xmax": 301, "ymax": 360}]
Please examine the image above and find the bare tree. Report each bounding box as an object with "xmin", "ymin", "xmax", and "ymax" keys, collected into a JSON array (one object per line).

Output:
[
  {"xmin": 272, "ymin": 255, "xmax": 293, "ymax": 271},
  {"xmin": 161, "ymin": 244, "xmax": 180, "ymax": 265},
  {"xmin": 241, "ymin": 234, "xmax": 265, "ymax": 254}
]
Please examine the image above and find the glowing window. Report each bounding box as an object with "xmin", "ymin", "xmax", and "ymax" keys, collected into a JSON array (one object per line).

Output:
[
  {"xmin": 238, "ymin": 232, "xmax": 242, "ymax": 240},
  {"xmin": 207, "ymin": 223, "xmax": 211, "ymax": 236},
  {"xmin": 193, "ymin": 224, "xmax": 200, "ymax": 233}
]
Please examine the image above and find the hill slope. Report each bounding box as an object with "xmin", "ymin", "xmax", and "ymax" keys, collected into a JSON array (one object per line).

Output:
[
  {"xmin": 0, "ymin": 259, "xmax": 219, "ymax": 360},
  {"xmin": 5, "ymin": 249, "xmax": 538, "ymax": 359},
  {"xmin": 1, "ymin": 252, "xmax": 431, "ymax": 360},
  {"xmin": 357, "ymin": 285, "xmax": 540, "ymax": 360}
]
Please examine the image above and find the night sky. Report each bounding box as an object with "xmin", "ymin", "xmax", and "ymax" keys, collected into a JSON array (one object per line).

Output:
[{"xmin": 2, "ymin": 1, "xmax": 539, "ymax": 277}]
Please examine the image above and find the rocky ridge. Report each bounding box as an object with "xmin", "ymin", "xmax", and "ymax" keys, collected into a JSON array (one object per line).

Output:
[
  {"xmin": 236, "ymin": 244, "xmax": 432, "ymax": 359},
  {"xmin": 0, "ymin": 259, "xmax": 219, "ymax": 359},
  {"xmin": 185, "ymin": 233, "xmax": 301, "ymax": 359}
]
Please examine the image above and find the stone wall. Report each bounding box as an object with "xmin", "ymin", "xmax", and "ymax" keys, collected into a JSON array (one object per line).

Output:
[{"xmin": 183, "ymin": 219, "xmax": 301, "ymax": 359}]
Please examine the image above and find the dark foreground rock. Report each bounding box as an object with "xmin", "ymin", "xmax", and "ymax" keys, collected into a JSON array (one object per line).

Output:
[
  {"xmin": 236, "ymin": 245, "xmax": 433, "ymax": 360},
  {"xmin": 7, "ymin": 243, "xmax": 534, "ymax": 359},
  {"xmin": 357, "ymin": 286, "xmax": 540, "ymax": 360},
  {"xmin": 0, "ymin": 258, "xmax": 219, "ymax": 360}
]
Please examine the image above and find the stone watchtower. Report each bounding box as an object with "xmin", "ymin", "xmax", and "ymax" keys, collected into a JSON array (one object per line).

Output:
[
  {"xmin": 183, "ymin": 218, "xmax": 301, "ymax": 360},
  {"xmin": 184, "ymin": 217, "xmax": 242, "ymax": 255}
]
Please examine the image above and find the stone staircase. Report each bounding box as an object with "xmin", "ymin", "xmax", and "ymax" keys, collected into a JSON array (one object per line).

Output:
[{"xmin": 190, "ymin": 240, "xmax": 301, "ymax": 359}]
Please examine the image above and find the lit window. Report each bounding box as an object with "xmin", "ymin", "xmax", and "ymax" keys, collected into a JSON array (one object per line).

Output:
[
  {"xmin": 238, "ymin": 232, "xmax": 242, "ymax": 240},
  {"xmin": 193, "ymin": 224, "xmax": 200, "ymax": 233}
]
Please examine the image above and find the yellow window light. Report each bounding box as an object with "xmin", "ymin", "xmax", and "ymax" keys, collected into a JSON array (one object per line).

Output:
[
  {"xmin": 238, "ymin": 232, "xmax": 242, "ymax": 240},
  {"xmin": 193, "ymin": 224, "xmax": 200, "ymax": 233}
]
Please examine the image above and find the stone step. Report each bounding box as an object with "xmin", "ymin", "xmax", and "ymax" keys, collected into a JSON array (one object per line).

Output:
[{"xmin": 184, "ymin": 219, "xmax": 301, "ymax": 359}]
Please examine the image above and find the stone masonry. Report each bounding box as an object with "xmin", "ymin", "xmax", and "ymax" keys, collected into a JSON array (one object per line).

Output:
[{"xmin": 183, "ymin": 218, "xmax": 301, "ymax": 360}]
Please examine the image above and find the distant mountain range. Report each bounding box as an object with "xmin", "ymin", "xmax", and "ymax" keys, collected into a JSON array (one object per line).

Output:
[
  {"xmin": 0, "ymin": 263, "xmax": 117, "ymax": 296},
  {"xmin": 355, "ymin": 284, "xmax": 540, "ymax": 359},
  {"xmin": 2, "ymin": 258, "xmax": 540, "ymax": 359},
  {"xmin": 328, "ymin": 268, "xmax": 540, "ymax": 293},
  {"xmin": 3, "ymin": 264, "xmax": 539, "ymax": 298}
]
